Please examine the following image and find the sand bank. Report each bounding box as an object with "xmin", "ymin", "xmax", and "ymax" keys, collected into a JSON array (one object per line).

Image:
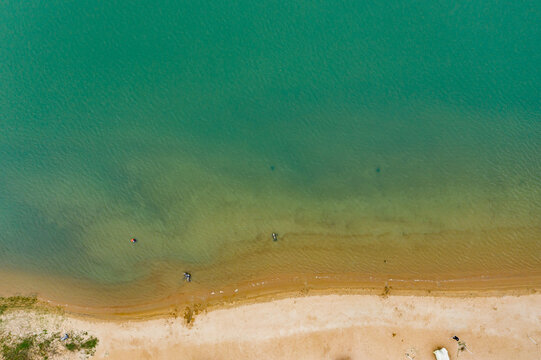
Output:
[{"xmin": 2, "ymin": 294, "xmax": 540, "ymax": 359}]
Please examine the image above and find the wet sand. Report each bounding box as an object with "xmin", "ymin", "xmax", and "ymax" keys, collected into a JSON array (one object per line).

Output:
[{"xmin": 1, "ymin": 263, "xmax": 541, "ymax": 319}]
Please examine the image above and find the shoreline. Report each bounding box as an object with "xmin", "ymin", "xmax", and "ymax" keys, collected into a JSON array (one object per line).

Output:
[
  {"xmin": 2, "ymin": 293, "xmax": 540, "ymax": 359},
  {"xmin": 64, "ymin": 277, "xmax": 539, "ymax": 321},
  {"xmin": 1, "ymin": 268, "xmax": 539, "ymax": 319},
  {"xmin": 2, "ymin": 270, "xmax": 540, "ymax": 359},
  {"xmin": 1, "ymin": 223, "xmax": 539, "ymax": 318}
]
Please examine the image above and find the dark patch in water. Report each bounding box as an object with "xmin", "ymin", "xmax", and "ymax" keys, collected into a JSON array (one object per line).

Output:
[
  {"xmin": 270, "ymin": 165, "xmax": 275, "ymax": 171},
  {"xmin": 376, "ymin": 167, "xmax": 381, "ymax": 173}
]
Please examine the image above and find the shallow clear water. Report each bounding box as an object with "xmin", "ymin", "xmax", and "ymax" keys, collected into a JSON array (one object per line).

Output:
[{"xmin": 1, "ymin": 0, "xmax": 540, "ymax": 307}]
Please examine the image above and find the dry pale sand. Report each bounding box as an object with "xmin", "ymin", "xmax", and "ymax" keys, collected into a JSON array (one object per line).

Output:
[{"xmin": 2, "ymin": 293, "xmax": 540, "ymax": 359}]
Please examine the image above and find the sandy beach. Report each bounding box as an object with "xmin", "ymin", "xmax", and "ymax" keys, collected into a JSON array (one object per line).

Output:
[{"xmin": 2, "ymin": 293, "xmax": 540, "ymax": 359}]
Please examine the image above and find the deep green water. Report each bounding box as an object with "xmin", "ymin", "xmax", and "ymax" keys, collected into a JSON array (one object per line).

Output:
[{"xmin": 1, "ymin": 0, "xmax": 540, "ymax": 306}]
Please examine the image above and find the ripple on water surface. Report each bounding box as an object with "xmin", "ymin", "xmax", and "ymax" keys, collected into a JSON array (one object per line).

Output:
[{"xmin": 0, "ymin": 0, "xmax": 540, "ymax": 308}]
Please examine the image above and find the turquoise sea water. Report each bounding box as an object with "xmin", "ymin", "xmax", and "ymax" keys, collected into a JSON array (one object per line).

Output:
[{"xmin": 1, "ymin": 1, "xmax": 540, "ymax": 307}]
